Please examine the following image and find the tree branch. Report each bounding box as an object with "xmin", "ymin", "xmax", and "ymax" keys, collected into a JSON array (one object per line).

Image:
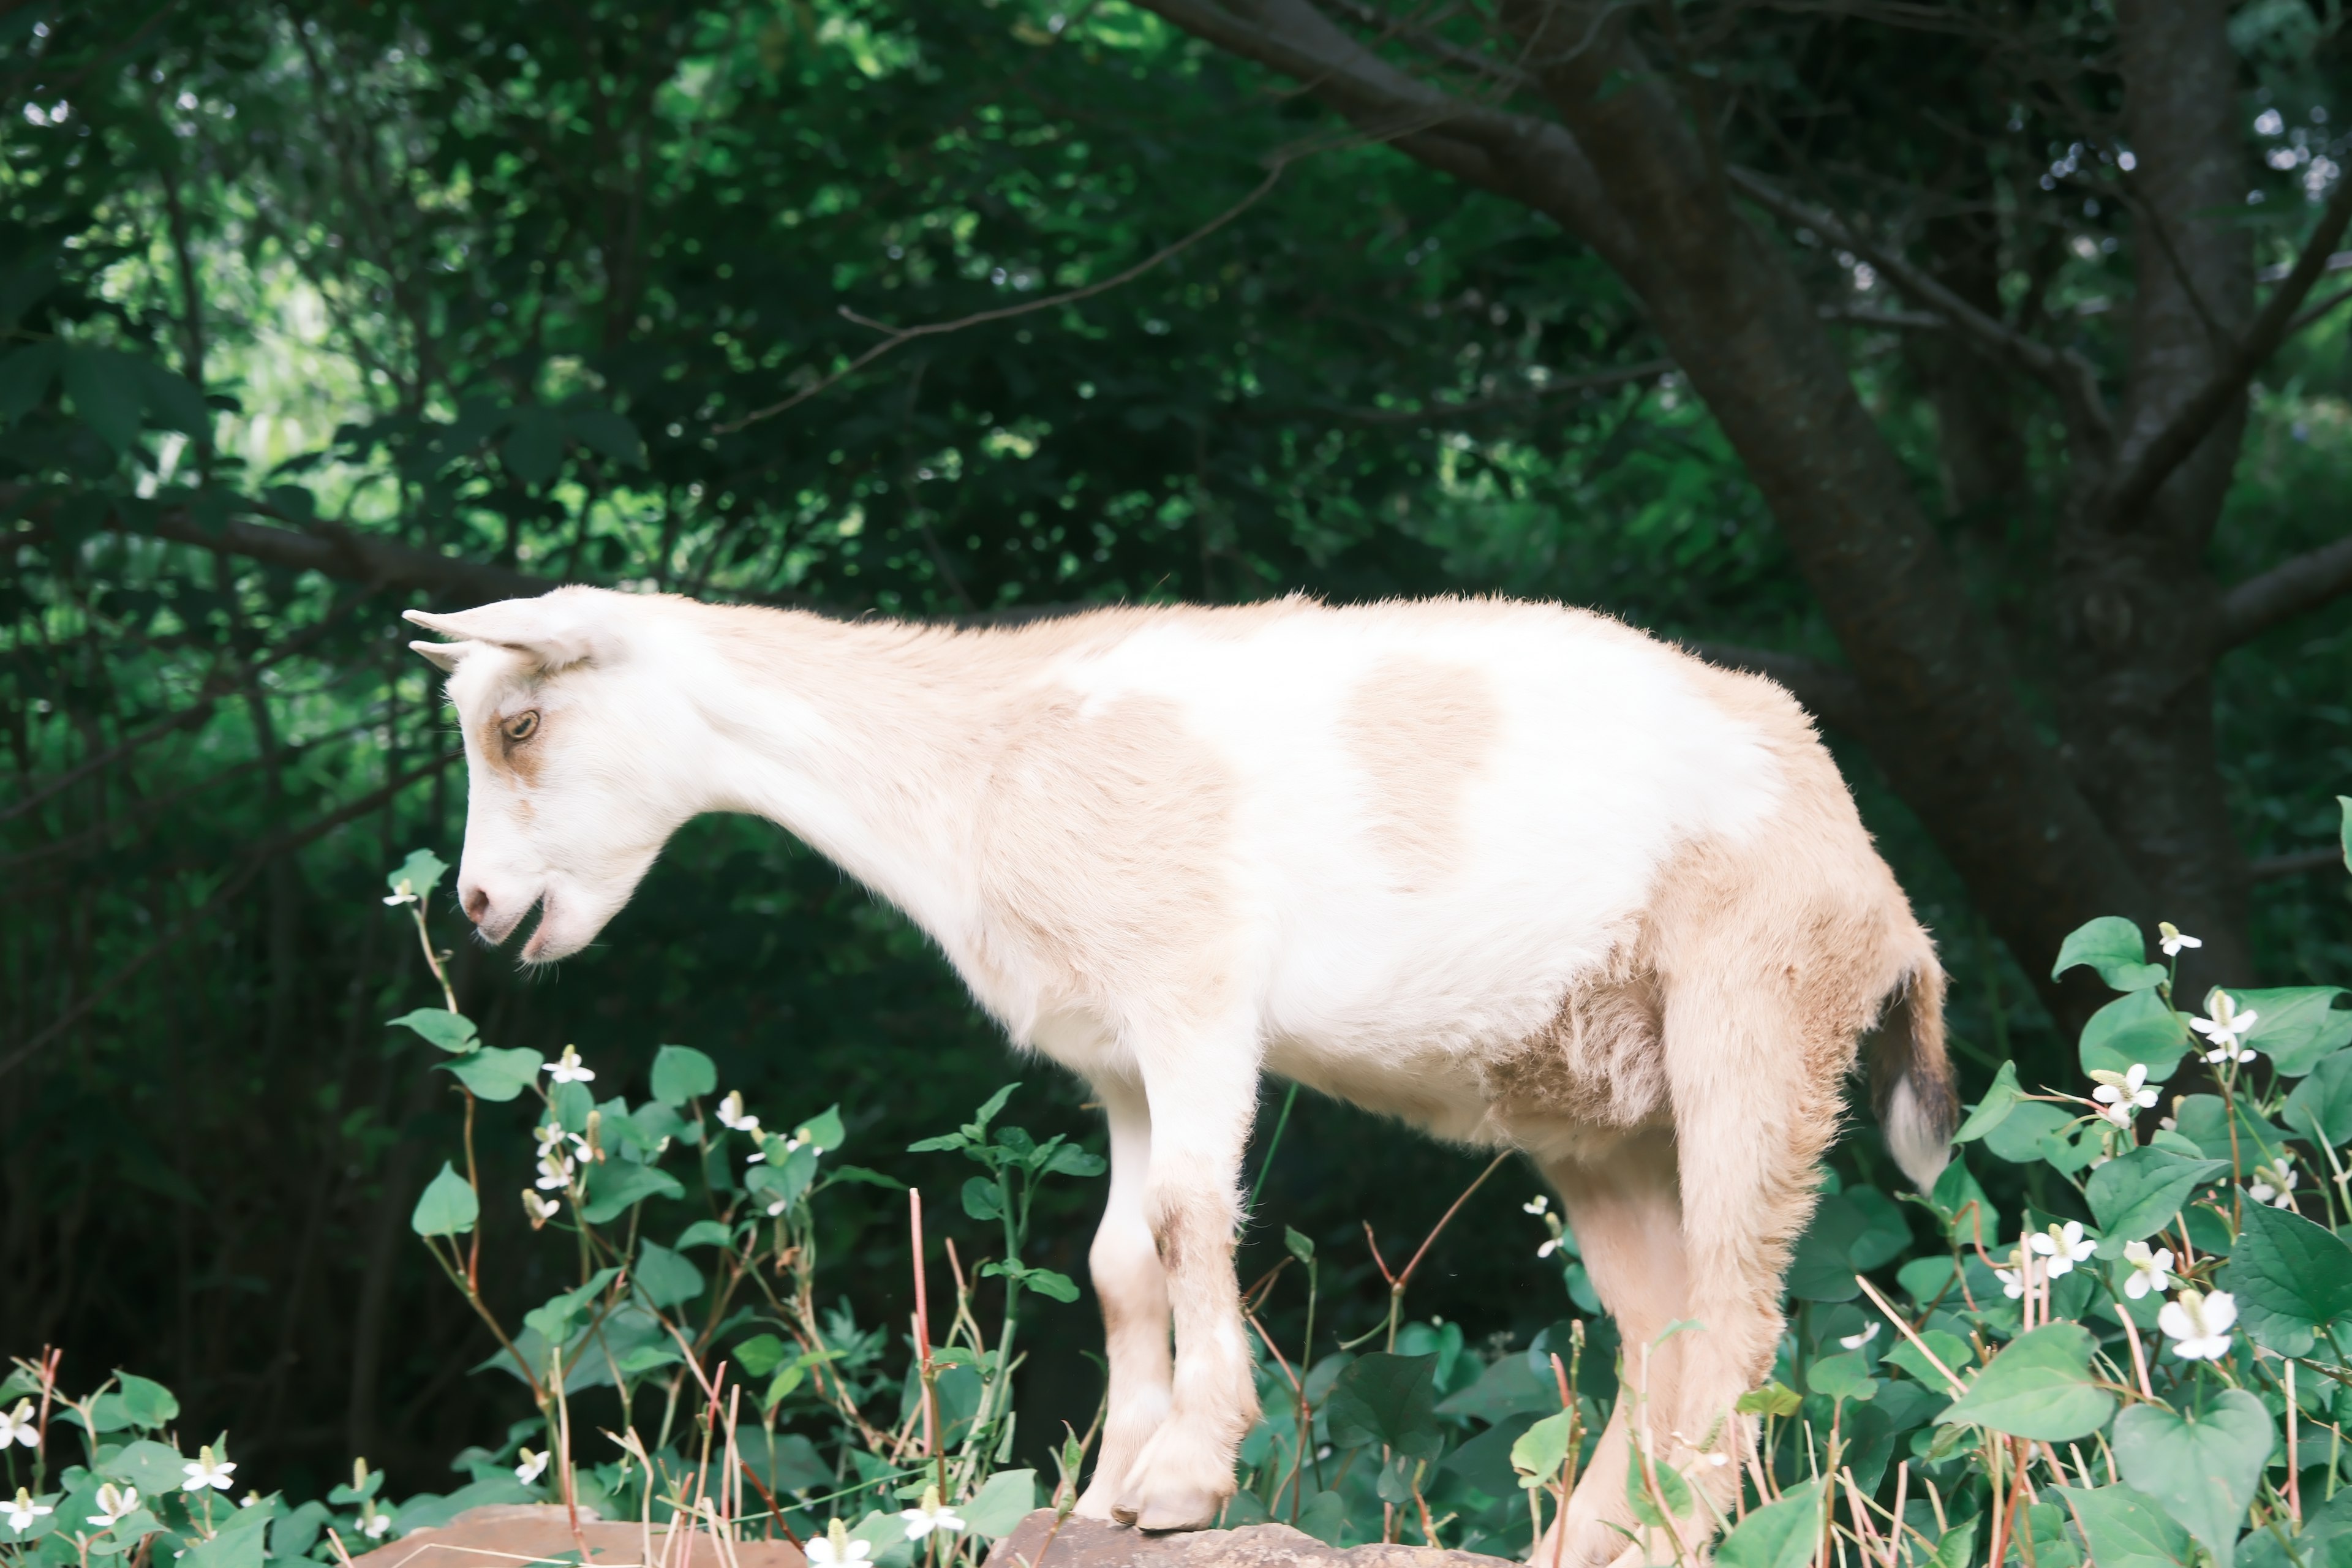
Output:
[
  {"xmin": 2089, "ymin": 171, "xmax": 2352, "ymax": 533},
  {"xmin": 2215, "ymin": 533, "xmax": 2352, "ymax": 649},
  {"xmin": 1728, "ymin": 168, "xmax": 2113, "ymax": 450},
  {"xmin": 110, "ymin": 499, "xmax": 556, "ymax": 603},
  {"xmin": 1269, "ymin": 356, "xmax": 1672, "ymax": 423}
]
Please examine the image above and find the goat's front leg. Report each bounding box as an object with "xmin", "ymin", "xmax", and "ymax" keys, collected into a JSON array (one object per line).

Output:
[
  {"xmin": 1110, "ymin": 1035, "xmax": 1260, "ymax": 1531},
  {"xmin": 1074, "ymin": 1074, "xmax": 1170, "ymax": 1519}
]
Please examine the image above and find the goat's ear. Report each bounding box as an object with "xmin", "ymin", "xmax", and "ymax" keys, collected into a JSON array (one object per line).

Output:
[
  {"xmin": 407, "ymin": 639, "xmax": 469, "ymax": 674},
  {"xmin": 402, "ymin": 596, "xmax": 615, "ymax": 670}
]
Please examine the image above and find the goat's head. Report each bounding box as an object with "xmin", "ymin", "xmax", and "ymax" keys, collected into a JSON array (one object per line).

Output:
[{"xmin": 405, "ymin": 588, "xmax": 702, "ymax": 964}]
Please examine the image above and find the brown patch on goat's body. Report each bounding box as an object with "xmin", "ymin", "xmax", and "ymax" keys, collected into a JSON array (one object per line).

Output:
[
  {"xmin": 974, "ymin": 692, "xmax": 1242, "ymax": 1026},
  {"xmin": 1485, "ymin": 952, "xmax": 1668, "ymax": 1131},
  {"xmin": 1340, "ymin": 657, "xmax": 1501, "ymax": 888}
]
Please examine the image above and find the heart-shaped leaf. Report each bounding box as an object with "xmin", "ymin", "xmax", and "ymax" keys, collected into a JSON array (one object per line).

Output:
[
  {"xmin": 2053, "ymin": 916, "xmax": 2166, "ymax": 991},
  {"xmin": 2111, "ymin": 1390, "xmax": 2271, "ymax": 1568},
  {"xmin": 2079, "ymin": 987, "xmax": 2192, "ymax": 1079},
  {"xmin": 2238, "ymin": 987, "xmax": 2352, "ymax": 1075},
  {"xmin": 410, "ymin": 1161, "xmax": 480, "ymax": 1238},
  {"xmin": 1936, "ymin": 1322, "xmax": 2116, "ymax": 1441},
  {"xmin": 442, "ymin": 1046, "xmax": 543, "ymax": 1102},
  {"xmin": 2087, "ymin": 1148, "xmax": 2227, "ymax": 1246},
  {"xmin": 648, "ymin": 1044, "xmax": 715, "ymax": 1107},
  {"xmin": 1716, "ymin": 1479, "xmax": 1825, "ymax": 1568},
  {"xmin": 2051, "ymin": 1485, "xmax": 2192, "ymax": 1568},
  {"xmin": 1325, "ymin": 1352, "xmax": 1443, "ymax": 1458},
  {"xmin": 388, "ymin": 1007, "xmax": 479, "ymax": 1055},
  {"xmin": 2286, "ymin": 1050, "xmax": 2352, "ymax": 1147},
  {"xmin": 2217, "ymin": 1200, "xmax": 2352, "ymax": 1355}
]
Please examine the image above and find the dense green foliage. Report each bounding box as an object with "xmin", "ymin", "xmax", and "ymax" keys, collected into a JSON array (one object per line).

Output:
[{"xmin": 7, "ymin": 0, "xmax": 2352, "ymax": 1548}]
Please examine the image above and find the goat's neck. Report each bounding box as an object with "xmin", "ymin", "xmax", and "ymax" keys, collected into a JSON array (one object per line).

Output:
[{"xmin": 685, "ymin": 610, "xmax": 998, "ymax": 944}]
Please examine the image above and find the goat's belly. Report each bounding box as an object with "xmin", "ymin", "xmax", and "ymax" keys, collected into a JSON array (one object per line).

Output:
[{"xmin": 1261, "ymin": 1029, "xmax": 1502, "ymax": 1145}]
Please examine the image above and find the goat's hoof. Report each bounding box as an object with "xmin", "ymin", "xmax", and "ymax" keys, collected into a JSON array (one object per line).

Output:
[{"xmin": 1111, "ymin": 1488, "xmax": 1223, "ymax": 1532}]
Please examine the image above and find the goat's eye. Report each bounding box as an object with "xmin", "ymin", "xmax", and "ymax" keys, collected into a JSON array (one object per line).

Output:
[{"xmin": 503, "ymin": 710, "xmax": 540, "ymax": 743}]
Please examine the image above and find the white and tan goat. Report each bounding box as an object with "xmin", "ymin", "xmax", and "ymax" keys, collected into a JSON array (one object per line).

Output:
[{"xmin": 406, "ymin": 587, "xmax": 1954, "ymax": 1559}]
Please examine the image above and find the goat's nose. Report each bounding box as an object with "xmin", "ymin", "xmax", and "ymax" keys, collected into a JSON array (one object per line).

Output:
[{"xmin": 461, "ymin": 884, "xmax": 491, "ymax": 925}]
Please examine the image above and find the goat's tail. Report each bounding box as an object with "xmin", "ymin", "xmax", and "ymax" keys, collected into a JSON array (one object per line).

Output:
[{"xmin": 1869, "ymin": 959, "xmax": 1958, "ymax": 1192}]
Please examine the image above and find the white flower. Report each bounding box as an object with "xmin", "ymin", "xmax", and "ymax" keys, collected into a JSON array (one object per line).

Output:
[
  {"xmin": 88, "ymin": 1485, "xmax": 139, "ymax": 1529},
  {"xmin": 382, "ymin": 880, "xmax": 418, "ymax": 907},
  {"xmin": 2192, "ymin": 990, "xmax": 2260, "ymax": 1063},
  {"xmin": 544, "ymin": 1045, "xmax": 596, "ymax": 1085},
  {"xmin": 807, "ymin": 1521, "xmax": 870, "ymax": 1567},
  {"xmin": 3, "ymin": 1490, "xmax": 52, "ymax": 1534},
  {"xmin": 1838, "ymin": 1322, "xmax": 1880, "ymax": 1351},
  {"xmin": 183, "ymin": 1447, "xmax": 236, "ymax": 1492},
  {"xmin": 2158, "ymin": 922, "xmax": 2201, "ymax": 957},
  {"xmin": 1536, "ymin": 1237, "xmax": 1561, "ymax": 1259},
  {"xmin": 717, "ymin": 1091, "xmax": 761, "ymax": 1135},
  {"xmin": 239, "ymin": 1494, "xmax": 260, "ymax": 1510},
  {"xmin": 514, "ymin": 1448, "xmax": 549, "ymax": 1486},
  {"xmin": 534, "ymin": 1153, "xmax": 576, "ymax": 1192},
  {"xmin": 899, "ymin": 1487, "xmax": 965, "ymax": 1542},
  {"xmin": 2122, "ymin": 1241, "xmax": 2175, "ymax": 1300},
  {"xmin": 0, "ymin": 1401, "xmax": 36, "ymax": 1448},
  {"xmin": 361, "ymin": 1510, "xmax": 392, "ymax": 1540},
  {"xmin": 522, "ymin": 1190, "xmax": 561, "ymax": 1228},
  {"xmin": 2249, "ymin": 1159, "xmax": 2299, "ymax": 1208},
  {"xmin": 1995, "ymin": 1255, "xmax": 2035, "ymax": 1299},
  {"xmin": 1522, "ymin": 1195, "xmax": 1549, "ymax": 1216},
  {"xmin": 2159, "ymin": 1287, "xmax": 2237, "ymax": 1360},
  {"xmin": 2028, "ymin": 1221, "xmax": 2097, "ymax": 1277},
  {"xmin": 2092, "ymin": 1064, "xmax": 2159, "ymax": 1114}
]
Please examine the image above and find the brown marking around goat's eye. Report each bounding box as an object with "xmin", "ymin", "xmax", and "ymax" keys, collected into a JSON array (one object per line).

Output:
[{"xmin": 504, "ymin": 710, "xmax": 540, "ymax": 743}]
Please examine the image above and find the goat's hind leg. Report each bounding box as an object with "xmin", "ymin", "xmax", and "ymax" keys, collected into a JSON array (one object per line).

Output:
[
  {"xmin": 1539, "ymin": 1131, "xmax": 1692, "ymax": 1568},
  {"xmin": 1075, "ymin": 1074, "xmax": 1172, "ymax": 1519}
]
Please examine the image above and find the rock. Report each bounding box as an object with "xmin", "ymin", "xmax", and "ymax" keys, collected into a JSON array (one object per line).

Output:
[
  {"xmin": 351, "ymin": 1503, "xmax": 808, "ymax": 1568},
  {"xmin": 980, "ymin": 1511, "xmax": 1515, "ymax": 1568}
]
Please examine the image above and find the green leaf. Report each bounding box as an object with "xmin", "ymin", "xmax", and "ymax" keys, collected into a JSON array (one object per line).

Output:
[
  {"xmin": 795, "ymin": 1104, "xmax": 846, "ymax": 1152},
  {"xmin": 1716, "ymin": 1480, "xmax": 1826, "ymax": 1568},
  {"xmin": 1509, "ymin": 1409, "xmax": 1577, "ymax": 1488},
  {"xmin": 2051, "ymin": 1485, "xmax": 2193, "ymax": 1568},
  {"xmin": 2238, "ymin": 987, "xmax": 2352, "ymax": 1076},
  {"xmin": 648, "ymin": 1044, "xmax": 716, "ymax": 1107},
  {"xmin": 1625, "ymin": 1448, "xmax": 1694, "ymax": 1525},
  {"xmin": 2174, "ymin": 1095, "xmax": 2288, "ymax": 1167},
  {"xmin": 979, "ymin": 1259, "xmax": 1080, "ymax": 1302},
  {"xmin": 581, "ymin": 1161, "xmax": 685, "ymax": 1224},
  {"xmin": 1325, "ymin": 1352, "xmax": 1444, "ymax": 1459},
  {"xmin": 100, "ymin": 1439, "xmax": 187, "ymax": 1493},
  {"xmin": 137, "ymin": 361, "xmax": 211, "ymax": 436},
  {"xmin": 1285, "ymin": 1226, "xmax": 1316, "ymax": 1265},
  {"xmin": 2340, "ymin": 796, "xmax": 2352, "ymax": 873},
  {"xmin": 410, "ymin": 1161, "xmax": 480, "ymax": 1237},
  {"xmin": 2217, "ymin": 1200, "xmax": 2352, "ymax": 1355},
  {"xmin": 184, "ymin": 1504, "xmax": 268, "ymax": 1568},
  {"xmin": 0, "ymin": 341, "xmax": 61, "ymax": 424},
  {"xmin": 2087, "ymin": 1149, "xmax": 2228, "ymax": 1246},
  {"xmin": 674, "ymin": 1219, "xmax": 733, "ymax": 1250},
  {"xmin": 827, "ymin": 1164, "xmax": 906, "ymax": 1189},
  {"xmin": 443, "ymin": 1046, "xmax": 543, "ymax": 1101},
  {"xmin": 2289, "ymin": 1050, "xmax": 2352, "ymax": 1147},
  {"xmin": 1805, "ymin": 1350, "xmax": 1877, "ymax": 1403},
  {"xmin": 961, "ymin": 1468, "xmax": 1038, "ymax": 1539},
  {"xmin": 565, "ymin": 409, "xmax": 647, "ymax": 468},
  {"xmin": 1952, "ymin": 1060, "xmax": 2024, "ymax": 1143},
  {"xmin": 386, "ymin": 848, "xmax": 448, "ymax": 902},
  {"xmin": 632, "ymin": 1240, "xmax": 704, "ymax": 1308},
  {"xmin": 521, "ymin": 1266, "xmax": 622, "ymax": 1343},
  {"xmin": 1983, "ymin": 1100, "xmax": 2074, "ymax": 1166},
  {"xmin": 1935, "ymin": 1323, "xmax": 2116, "ymax": 1441},
  {"xmin": 1883, "ymin": 1329, "xmax": 1972, "ymax": 1388},
  {"xmin": 388, "ymin": 1008, "xmax": 480, "ymax": 1054},
  {"xmin": 1041, "ymin": 1142, "xmax": 1106, "ymax": 1177},
  {"xmin": 733, "ymin": 1334, "xmax": 789, "ymax": 1378},
  {"xmin": 502, "ymin": 405, "xmax": 565, "ymax": 484},
  {"xmin": 962, "ymin": 1175, "xmax": 1005, "ymax": 1221},
  {"xmin": 61, "ymin": 347, "xmax": 148, "ymax": 456},
  {"xmin": 1436, "ymin": 1349, "xmax": 1553, "ymax": 1423},
  {"xmin": 969, "ymin": 1083, "xmax": 1019, "ymax": 1133},
  {"xmin": 745, "ymin": 1144, "xmax": 818, "ymax": 1214},
  {"xmin": 2079, "ymin": 988, "xmax": 2193, "ymax": 1080},
  {"xmin": 1926, "ymin": 1156, "xmax": 2000, "ymax": 1247},
  {"xmin": 2052, "ymin": 917, "xmax": 2167, "ymax": 992},
  {"xmin": 2112, "ymin": 1390, "xmax": 2272, "ymax": 1568}
]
